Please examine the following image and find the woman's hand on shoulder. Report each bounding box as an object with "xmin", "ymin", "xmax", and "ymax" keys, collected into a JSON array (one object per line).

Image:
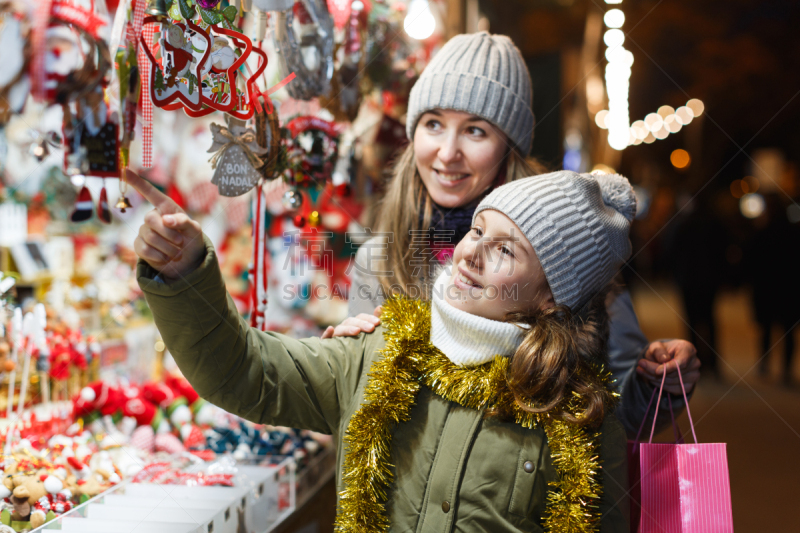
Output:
[
  {"xmin": 321, "ymin": 306, "xmax": 382, "ymax": 339},
  {"xmin": 127, "ymin": 169, "xmax": 206, "ymax": 283},
  {"xmin": 636, "ymin": 339, "xmax": 701, "ymax": 395}
]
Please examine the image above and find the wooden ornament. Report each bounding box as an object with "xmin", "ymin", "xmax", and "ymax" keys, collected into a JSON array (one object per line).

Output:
[{"xmin": 254, "ymin": 106, "xmax": 282, "ymax": 180}]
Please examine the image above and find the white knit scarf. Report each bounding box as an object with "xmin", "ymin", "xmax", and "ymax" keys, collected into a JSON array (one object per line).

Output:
[{"xmin": 430, "ymin": 268, "xmax": 527, "ymax": 367}]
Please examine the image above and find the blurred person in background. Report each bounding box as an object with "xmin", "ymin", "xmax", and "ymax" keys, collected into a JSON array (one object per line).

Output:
[
  {"xmin": 667, "ymin": 193, "xmax": 728, "ymax": 379},
  {"xmin": 743, "ymin": 193, "xmax": 800, "ymax": 387}
]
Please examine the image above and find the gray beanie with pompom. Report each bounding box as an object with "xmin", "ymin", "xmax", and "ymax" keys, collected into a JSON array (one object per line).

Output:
[
  {"xmin": 406, "ymin": 32, "xmax": 535, "ymax": 154},
  {"xmin": 473, "ymin": 170, "xmax": 636, "ymax": 310}
]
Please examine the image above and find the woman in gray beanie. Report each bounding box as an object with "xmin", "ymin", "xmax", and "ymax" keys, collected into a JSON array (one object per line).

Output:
[{"xmin": 325, "ymin": 31, "xmax": 700, "ymax": 437}]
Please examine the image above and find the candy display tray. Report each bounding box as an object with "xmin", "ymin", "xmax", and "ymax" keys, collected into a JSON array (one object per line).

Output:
[
  {"xmin": 32, "ymin": 458, "xmax": 296, "ymax": 533},
  {"xmin": 236, "ymin": 443, "xmax": 336, "ymax": 510}
]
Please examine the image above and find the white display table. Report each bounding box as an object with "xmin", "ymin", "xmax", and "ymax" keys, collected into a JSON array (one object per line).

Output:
[{"xmin": 35, "ymin": 459, "xmax": 295, "ymax": 533}]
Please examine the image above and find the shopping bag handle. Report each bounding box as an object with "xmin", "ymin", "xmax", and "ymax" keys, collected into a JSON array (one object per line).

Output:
[
  {"xmin": 633, "ymin": 378, "xmax": 682, "ymax": 447},
  {"xmin": 667, "ymin": 394, "xmax": 684, "ymax": 444},
  {"xmin": 648, "ymin": 364, "xmax": 698, "ymax": 444}
]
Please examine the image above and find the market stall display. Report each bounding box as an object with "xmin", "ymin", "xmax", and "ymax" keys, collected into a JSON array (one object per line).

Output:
[
  {"xmin": 36, "ymin": 459, "xmax": 295, "ymax": 533},
  {"xmin": 0, "ymin": 0, "xmax": 441, "ymax": 530}
]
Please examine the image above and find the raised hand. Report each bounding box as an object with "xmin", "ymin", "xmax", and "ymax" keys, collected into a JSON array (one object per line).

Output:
[{"xmin": 126, "ymin": 169, "xmax": 206, "ymax": 283}]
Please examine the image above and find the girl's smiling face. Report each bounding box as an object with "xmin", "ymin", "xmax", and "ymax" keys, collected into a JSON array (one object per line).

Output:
[
  {"xmin": 445, "ymin": 210, "xmax": 554, "ymax": 321},
  {"xmin": 413, "ymin": 109, "xmax": 509, "ymax": 208}
]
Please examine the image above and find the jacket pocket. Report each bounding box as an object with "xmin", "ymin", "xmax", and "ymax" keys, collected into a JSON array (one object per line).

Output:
[{"xmin": 508, "ymin": 431, "xmax": 545, "ymax": 518}]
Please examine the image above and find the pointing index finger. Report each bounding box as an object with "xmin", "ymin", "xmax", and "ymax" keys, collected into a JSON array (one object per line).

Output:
[{"xmin": 125, "ymin": 169, "xmax": 183, "ymax": 215}]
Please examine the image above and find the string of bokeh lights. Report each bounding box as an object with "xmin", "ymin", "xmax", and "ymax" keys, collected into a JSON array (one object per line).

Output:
[{"xmin": 598, "ymin": 0, "xmax": 704, "ymax": 150}]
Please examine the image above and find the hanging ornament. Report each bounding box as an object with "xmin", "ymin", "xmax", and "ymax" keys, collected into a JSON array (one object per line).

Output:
[
  {"xmin": 145, "ymin": 0, "xmax": 169, "ymax": 19},
  {"xmin": 0, "ymin": 2, "xmax": 31, "ymax": 123},
  {"xmin": 249, "ymin": 181, "xmax": 268, "ymax": 330},
  {"xmin": 280, "ymin": 115, "xmax": 340, "ymax": 231},
  {"xmin": 115, "ymin": 193, "xmax": 133, "ymax": 213},
  {"xmin": 281, "ymin": 189, "xmax": 303, "ymax": 211},
  {"xmin": 326, "ymin": 0, "xmax": 351, "ymax": 29},
  {"xmin": 334, "ymin": 182, "xmax": 351, "ymax": 197},
  {"xmin": 322, "ymin": 0, "xmax": 365, "ymax": 121},
  {"xmin": 63, "ymin": 86, "xmax": 120, "ymax": 178},
  {"xmin": 30, "ymin": 139, "xmax": 50, "ymax": 161},
  {"xmin": 284, "ymin": 115, "xmax": 342, "ymax": 184},
  {"xmin": 116, "ymin": 174, "xmax": 133, "ymax": 213},
  {"xmin": 339, "ymin": 1, "xmax": 366, "ymax": 119},
  {"xmin": 196, "ymin": 0, "xmax": 221, "ymax": 8},
  {"xmin": 254, "ymin": 104, "xmax": 283, "ymax": 179},
  {"xmin": 29, "ymin": 132, "xmax": 62, "ymax": 162},
  {"xmin": 139, "ymin": 1, "xmax": 268, "ymax": 120},
  {"xmin": 207, "ymin": 122, "xmax": 269, "ymax": 197},
  {"xmin": 273, "ymin": 0, "xmax": 334, "ymax": 100},
  {"xmin": 33, "ymin": 0, "xmax": 112, "ymax": 106},
  {"xmin": 112, "ymin": 0, "xmax": 144, "ymax": 172},
  {"xmin": 97, "ymin": 180, "xmax": 112, "ymax": 224},
  {"xmin": 70, "ymin": 186, "xmax": 94, "ymax": 223}
]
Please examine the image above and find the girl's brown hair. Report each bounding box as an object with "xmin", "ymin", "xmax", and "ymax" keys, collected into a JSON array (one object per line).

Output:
[
  {"xmin": 372, "ymin": 142, "xmax": 542, "ymax": 299},
  {"xmin": 493, "ymin": 287, "xmax": 616, "ymax": 428}
]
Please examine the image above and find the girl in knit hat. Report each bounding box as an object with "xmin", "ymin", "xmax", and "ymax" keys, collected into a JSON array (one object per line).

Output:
[
  {"xmin": 329, "ymin": 31, "xmax": 700, "ymax": 437},
  {"xmin": 130, "ymin": 167, "xmax": 634, "ymax": 532}
]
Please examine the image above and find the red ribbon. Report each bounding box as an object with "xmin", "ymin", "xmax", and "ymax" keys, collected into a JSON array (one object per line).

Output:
[
  {"xmin": 252, "ymin": 72, "xmax": 296, "ymax": 115},
  {"xmin": 51, "ymin": 1, "xmax": 109, "ymax": 38}
]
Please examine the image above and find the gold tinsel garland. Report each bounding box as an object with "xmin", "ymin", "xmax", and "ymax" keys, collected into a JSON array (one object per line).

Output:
[{"xmin": 335, "ymin": 297, "xmax": 608, "ymax": 533}]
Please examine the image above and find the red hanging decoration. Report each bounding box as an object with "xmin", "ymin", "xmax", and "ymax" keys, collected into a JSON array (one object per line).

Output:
[
  {"xmin": 138, "ymin": 7, "xmax": 268, "ymax": 120},
  {"xmin": 326, "ymin": 0, "xmax": 351, "ymax": 29},
  {"xmin": 136, "ymin": 3, "xmax": 154, "ymax": 168},
  {"xmin": 70, "ymin": 186, "xmax": 94, "ymax": 223},
  {"xmin": 97, "ymin": 181, "xmax": 112, "ymax": 224}
]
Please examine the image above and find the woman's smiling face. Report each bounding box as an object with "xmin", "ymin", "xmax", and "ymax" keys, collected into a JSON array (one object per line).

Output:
[
  {"xmin": 413, "ymin": 109, "xmax": 509, "ymax": 209},
  {"xmin": 445, "ymin": 209, "xmax": 553, "ymax": 321}
]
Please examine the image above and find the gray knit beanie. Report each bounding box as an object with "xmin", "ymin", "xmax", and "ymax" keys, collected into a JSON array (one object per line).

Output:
[
  {"xmin": 473, "ymin": 171, "xmax": 637, "ymax": 310},
  {"xmin": 406, "ymin": 32, "xmax": 535, "ymax": 154}
]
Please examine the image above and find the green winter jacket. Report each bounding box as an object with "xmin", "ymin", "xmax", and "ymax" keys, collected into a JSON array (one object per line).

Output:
[{"xmin": 137, "ymin": 239, "xmax": 629, "ymax": 533}]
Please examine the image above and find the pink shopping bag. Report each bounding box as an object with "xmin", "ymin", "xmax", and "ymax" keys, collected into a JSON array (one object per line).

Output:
[{"xmin": 629, "ymin": 367, "xmax": 734, "ymax": 533}]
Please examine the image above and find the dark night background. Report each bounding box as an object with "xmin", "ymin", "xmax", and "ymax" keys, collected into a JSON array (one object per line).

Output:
[
  {"xmin": 479, "ymin": 3, "xmax": 800, "ymax": 530},
  {"xmin": 485, "ymin": 0, "xmax": 800, "ymax": 176}
]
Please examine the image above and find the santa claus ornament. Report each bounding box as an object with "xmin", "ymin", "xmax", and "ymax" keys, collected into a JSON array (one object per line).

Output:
[
  {"xmin": 139, "ymin": 0, "xmax": 268, "ymax": 120},
  {"xmin": 25, "ymin": 0, "xmax": 123, "ymax": 224},
  {"xmin": 32, "ymin": 0, "xmax": 112, "ymax": 107}
]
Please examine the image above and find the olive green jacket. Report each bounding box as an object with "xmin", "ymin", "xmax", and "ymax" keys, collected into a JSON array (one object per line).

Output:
[{"xmin": 137, "ymin": 240, "xmax": 629, "ymax": 532}]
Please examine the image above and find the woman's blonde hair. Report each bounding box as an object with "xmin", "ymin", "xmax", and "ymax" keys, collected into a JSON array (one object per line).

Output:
[{"xmin": 372, "ymin": 142, "xmax": 543, "ymax": 299}]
